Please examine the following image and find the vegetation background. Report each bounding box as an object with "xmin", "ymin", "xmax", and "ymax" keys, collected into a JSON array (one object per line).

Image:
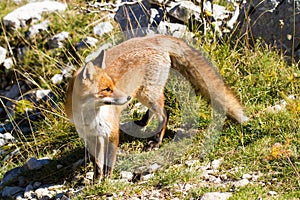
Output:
[{"xmin": 0, "ymin": 0, "xmax": 299, "ymax": 199}]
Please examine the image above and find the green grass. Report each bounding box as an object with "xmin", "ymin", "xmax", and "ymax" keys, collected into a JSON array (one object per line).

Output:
[{"xmin": 0, "ymin": 0, "xmax": 299, "ymax": 199}]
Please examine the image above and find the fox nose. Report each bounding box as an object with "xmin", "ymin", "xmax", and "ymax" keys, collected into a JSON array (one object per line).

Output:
[{"xmin": 127, "ymin": 96, "xmax": 131, "ymax": 101}]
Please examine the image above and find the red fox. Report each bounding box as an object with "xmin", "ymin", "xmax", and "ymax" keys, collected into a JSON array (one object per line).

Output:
[{"xmin": 65, "ymin": 34, "xmax": 249, "ymax": 181}]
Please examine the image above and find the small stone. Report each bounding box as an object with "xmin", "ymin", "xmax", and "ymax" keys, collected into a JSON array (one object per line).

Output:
[
  {"xmin": 2, "ymin": 132, "xmax": 15, "ymax": 141},
  {"xmin": 234, "ymin": 178, "xmax": 250, "ymax": 187},
  {"xmin": 211, "ymin": 158, "xmax": 223, "ymax": 170},
  {"xmin": 28, "ymin": 20, "xmax": 50, "ymax": 38},
  {"xmin": 120, "ymin": 171, "xmax": 133, "ymax": 181},
  {"xmin": 24, "ymin": 184, "xmax": 35, "ymax": 199},
  {"xmin": 148, "ymin": 163, "xmax": 161, "ymax": 172},
  {"xmin": 141, "ymin": 173, "xmax": 154, "ymax": 181},
  {"xmin": 36, "ymin": 89, "xmax": 51, "ymax": 100},
  {"xmin": 48, "ymin": 31, "xmax": 69, "ymax": 49},
  {"xmin": 2, "ymin": 186, "xmax": 25, "ymax": 197},
  {"xmin": 51, "ymin": 74, "xmax": 63, "ymax": 84},
  {"xmin": 5, "ymin": 84, "xmax": 20, "ymax": 99},
  {"xmin": 86, "ymin": 172, "xmax": 94, "ymax": 180},
  {"xmin": 93, "ymin": 22, "xmax": 113, "ymax": 36},
  {"xmin": 242, "ymin": 173, "xmax": 252, "ymax": 180},
  {"xmin": 201, "ymin": 192, "xmax": 232, "ymax": 200},
  {"xmin": 76, "ymin": 36, "xmax": 98, "ymax": 50},
  {"xmin": 24, "ymin": 157, "xmax": 50, "ymax": 170},
  {"xmin": 268, "ymin": 190, "xmax": 278, "ymax": 196},
  {"xmin": 220, "ymin": 174, "xmax": 228, "ymax": 180},
  {"xmin": 0, "ymin": 46, "xmax": 7, "ymax": 64},
  {"xmin": 57, "ymin": 164, "xmax": 63, "ymax": 169},
  {"xmin": 33, "ymin": 182, "xmax": 42, "ymax": 189},
  {"xmin": 3, "ymin": 57, "xmax": 13, "ymax": 69},
  {"xmin": 185, "ymin": 159, "xmax": 199, "ymax": 167}
]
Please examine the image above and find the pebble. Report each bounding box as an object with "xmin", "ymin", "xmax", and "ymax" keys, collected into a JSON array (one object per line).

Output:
[
  {"xmin": 242, "ymin": 173, "xmax": 252, "ymax": 180},
  {"xmin": 93, "ymin": 22, "xmax": 113, "ymax": 36},
  {"xmin": 120, "ymin": 171, "xmax": 134, "ymax": 181},
  {"xmin": 201, "ymin": 192, "xmax": 232, "ymax": 200},
  {"xmin": 268, "ymin": 190, "xmax": 278, "ymax": 196},
  {"xmin": 234, "ymin": 178, "xmax": 250, "ymax": 187},
  {"xmin": 211, "ymin": 158, "xmax": 223, "ymax": 170}
]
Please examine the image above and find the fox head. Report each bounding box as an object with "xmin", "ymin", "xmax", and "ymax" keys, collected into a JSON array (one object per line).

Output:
[{"xmin": 76, "ymin": 50, "xmax": 131, "ymax": 106}]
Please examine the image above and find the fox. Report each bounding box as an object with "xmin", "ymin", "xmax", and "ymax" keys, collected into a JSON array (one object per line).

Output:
[{"xmin": 65, "ymin": 34, "xmax": 249, "ymax": 181}]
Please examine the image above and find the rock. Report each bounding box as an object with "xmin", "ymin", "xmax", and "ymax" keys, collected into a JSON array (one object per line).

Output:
[
  {"xmin": 201, "ymin": 192, "xmax": 232, "ymax": 200},
  {"xmin": 48, "ymin": 31, "xmax": 69, "ymax": 49},
  {"xmin": 24, "ymin": 184, "xmax": 35, "ymax": 199},
  {"xmin": 0, "ymin": 46, "xmax": 7, "ymax": 64},
  {"xmin": 242, "ymin": 173, "xmax": 252, "ymax": 180},
  {"xmin": 114, "ymin": 0, "xmax": 151, "ymax": 38},
  {"xmin": 234, "ymin": 178, "xmax": 250, "ymax": 187},
  {"xmin": 5, "ymin": 83, "xmax": 20, "ymax": 99},
  {"xmin": 185, "ymin": 159, "xmax": 199, "ymax": 167},
  {"xmin": 268, "ymin": 190, "xmax": 278, "ymax": 196},
  {"xmin": 93, "ymin": 22, "xmax": 113, "ymax": 36},
  {"xmin": 36, "ymin": 89, "xmax": 51, "ymax": 101},
  {"xmin": 2, "ymin": 186, "xmax": 25, "ymax": 198},
  {"xmin": 157, "ymin": 21, "xmax": 191, "ymax": 38},
  {"xmin": 51, "ymin": 74, "xmax": 63, "ymax": 84},
  {"xmin": 148, "ymin": 163, "xmax": 161, "ymax": 172},
  {"xmin": 61, "ymin": 64, "xmax": 75, "ymax": 78},
  {"xmin": 0, "ymin": 167, "xmax": 23, "ymax": 187},
  {"xmin": 3, "ymin": 1, "xmax": 67, "ymax": 30},
  {"xmin": 120, "ymin": 171, "xmax": 134, "ymax": 181},
  {"xmin": 76, "ymin": 37, "xmax": 98, "ymax": 50},
  {"xmin": 167, "ymin": 1, "xmax": 201, "ymax": 23},
  {"xmin": 35, "ymin": 187, "xmax": 54, "ymax": 199},
  {"xmin": 27, "ymin": 20, "xmax": 50, "ymax": 38},
  {"xmin": 211, "ymin": 158, "xmax": 223, "ymax": 170},
  {"xmin": 237, "ymin": 0, "xmax": 300, "ymax": 62},
  {"xmin": 3, "ymin": 58, "xmax": 14, "ymax": 69},
  {"xmin": 24, "ymin": 157, "xmax": 50, "ymax": 170},
  {"xmin": 141, "ymin": 173, "xmax": 154, "ymax": 181},
  {"xmin": 2, "ymin": 132, "xmax": 15, "ymax": 142}
]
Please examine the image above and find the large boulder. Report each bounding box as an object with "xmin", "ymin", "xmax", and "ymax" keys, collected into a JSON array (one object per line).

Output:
[
  {"xmin": 2, "ymin": 1, "xmax": 67, "ymax": 30},
  {"xmin": 237, "ymin": 0, "xmax": 300, "ymax": 62}
]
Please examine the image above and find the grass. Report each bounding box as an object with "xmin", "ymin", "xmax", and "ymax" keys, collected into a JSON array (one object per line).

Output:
[{"xmin": 0, "ymin": 0, "xmax": 299, "ymax": 199}]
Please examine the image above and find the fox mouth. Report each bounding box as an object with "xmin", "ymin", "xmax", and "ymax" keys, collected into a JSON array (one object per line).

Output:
[{"xmin": 101, "ymin": 96, "xmax": 131, "ymax": 105}]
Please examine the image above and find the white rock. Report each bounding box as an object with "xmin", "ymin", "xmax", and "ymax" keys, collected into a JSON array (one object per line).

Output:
[
  {"xmin": 268, "ymin": 190, "xmax": 278, "ymax": 196},
  {"xmin": 2, "ymin": 132, "xmax": 15, "ymax": 141},
  {"xmin": 48, "ymin": 31, "xmax": 69, "ymax": 49},
  {"xmin": 24, "ymin": 184, "xmax": 35, "ymax": 199},
  {"xmin": 28, "ymin": 20, "xmax": 50, "ymax": 38},
  {"xmin": 234, "ymin": 178, "xmax": 250, "ymax": 187},
  {"xmin": 3, "ymin": 58, "xmax": 14, "ymax": 69},
  {"xmin": 141, "ymin": 173, "xmax": 154, "ymax": 181},
  {"xmin": 76, "ymin": 36, "xmax": 98, "ymax": 50},
  {"xmin": 120, "ymin": 171, "xmax": 133, "ymax": 181},
  {"xmin": 0, "ymin": 46, "xmax": 7, "ymax": 64},
  {"xmin": 51, "ymin": 74, "xmax": 63, "ymax": 84},
  {"xmin": 242, "ymin": 173, "xmax": 252, "ymax": 180},
  {"xmin": 36, "ymin": 89, "xmax": 51, "ymax": 100},
  {"xmin": 201, "ymin": 192, "xmax": 232, "ymax": 200},
  {"xmin": 3, "ymin": 1, "xmax": 67, "ymax": 30},
  {"xmin": 93, "ymin": 22, "xmax": 113, "ymax": 36},
  {"xmin": 211, "ymin": 158, "xmax": 223, "ymax": 170}
]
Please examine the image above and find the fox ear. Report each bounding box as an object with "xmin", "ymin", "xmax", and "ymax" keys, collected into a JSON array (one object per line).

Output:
[
  {"xmin": 92, "ymin": 50, "xmax": 106, "ymax": 69},
  {"xmin": 82, "ymin": 62, "xmax": 98, "ymax": 81}
]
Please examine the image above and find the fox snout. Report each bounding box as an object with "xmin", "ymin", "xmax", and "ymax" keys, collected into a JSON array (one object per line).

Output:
[{"xmin": 102, "ymin": 95, "xmax": 131, "ymax": 105}]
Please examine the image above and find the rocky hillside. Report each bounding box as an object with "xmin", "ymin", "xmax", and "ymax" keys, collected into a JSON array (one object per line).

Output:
[{"xmin": 0, "ymin": 0, "xmax": 299, "ymax": 199}]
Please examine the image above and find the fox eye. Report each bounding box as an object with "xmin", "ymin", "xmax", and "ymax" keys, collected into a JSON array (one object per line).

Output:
[{"xmin": 103, "ymin": 87, "xmax": 111, "ymax": 92}]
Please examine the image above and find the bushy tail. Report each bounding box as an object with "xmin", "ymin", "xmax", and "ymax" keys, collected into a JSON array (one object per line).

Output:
[{"xmin": 162, "ymin": 36, "xmax": 249, "ymax": 123}]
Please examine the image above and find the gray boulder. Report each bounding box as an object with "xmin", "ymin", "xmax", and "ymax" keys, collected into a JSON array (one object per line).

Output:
[
  {"xmin": 237, "ymin": 0, "xmax": 300, "ymax": 62},
  {"xmin": 3, "ymin": 1, "xmax": 67, "ymax": 30}
]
